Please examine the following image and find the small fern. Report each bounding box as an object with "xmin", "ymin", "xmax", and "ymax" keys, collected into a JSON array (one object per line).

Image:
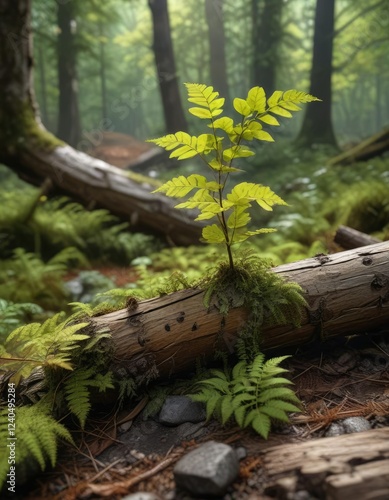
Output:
[
  {"xmin": 63, "ymin": 368, "xmax": 114, "ymax": 428},
  {"xmin": 0, "ymin": 313, "xmax": 90, "ymax": 384},
  {"xmin": 0, "ymin": 299, "xmax": 43, "ymax": 341},
  {"xmin": 0, "ymin": 401, "xmax": 73, "ymax": 490},
  {"xmin": 190, "ymin": 354, "xmax": 301, "ymax": 439}
]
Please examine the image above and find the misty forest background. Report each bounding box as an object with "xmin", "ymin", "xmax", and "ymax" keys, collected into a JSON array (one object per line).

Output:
[{"xmin": 0, "ymin": 0, "xmax": 389, "ymax": 325}]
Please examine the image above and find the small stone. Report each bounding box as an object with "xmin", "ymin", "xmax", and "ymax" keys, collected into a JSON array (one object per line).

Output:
[
  {"xmin": 158, "ymin": 396, "xmax": 206, "ymax": 426},
  {"xmin": 235, "ymin": 446, "xmax": 247, "ymax": 461},
  {"xmin": 325, "ymin": 422, "xmax": 344, "ymax": 437},
  {"xmin": 342, "ymin": 416, "xmax": 371, "ymax": 434},
  {"xmin": 174, "ymin": 441, "xmax": 240, "ymax": 496},
  {"xmin": 121, "ymin": 493, "xmax": 162, "ymax": 500}
]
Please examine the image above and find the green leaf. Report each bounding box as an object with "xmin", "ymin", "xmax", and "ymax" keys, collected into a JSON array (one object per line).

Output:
[
  {"xmin": 210, "ymin": 97, "xmax": 225, "ymax": 111},
  {"xmin": 227, "ymin": 182, "xmax": 287, "ymax": 210},
  {"xmin": 201, "ymin": 224, "xmax": 226, "ymax": 244},
  {"xmin": 189, "ymin": 107, "xmax": 213, "ymax": 119},
  {"xmin": 208, "ymin": 159, "xmax": 243, "ymax": 173},
  {"xmin": 252, "ymin": 129, "xmax": 274, "ymax": 142},
  {"xmin": 246, "ymin": 86, "xmax": 266, "ymax": 113},
  {"xmin": 270, "ymin": 106, "xmax": 292, "ymax": 118},
  {"xmin": 258, "ymin": 114, "xmax": 280, "ymax": 126},
  {"xmin": 252, "ymin": 414, "xmax": 271, "ymax": 439},
  {"xmin": 211, "ymin": 117, "xmax": 234, "ymax": 133},
  {"xmin": 267, "ymin": 90, "xmax": 283, "ymax": 108},
  {"xmin": 153, "ymin": 174, "xmax": 207, "ymax": 197},
  {"xmin": 223, "ymin": 146, "xmax": 255, "ymax": 161},
  {"xmin": 169, "ymin": 145, "xmax": 199, "ymax": 160},
  {"xmin": 221, "ymin": 396, "xmax": 235, "ymax": 424},
  {"xmin": 260, "ymin": 406, "xmax": 289, "ymax": 422},
  {"xmin": 233, "ymin": 97, "xmax": 252, "ymax": 116},
  {"xmin": 227, "ymin": 206, "xmax": 251, "ymax": 229}
]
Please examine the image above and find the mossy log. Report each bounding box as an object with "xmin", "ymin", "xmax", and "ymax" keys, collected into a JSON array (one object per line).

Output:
[
  {"xmin": 328, "ymin": 127, "xmax": 389, "ymax": 166},
  {"xmin": 7, "ymin": 145, "xmax": 203, "ymax": 246},
  {"xmin": 93, "ymin": 241, "xmax": 389, "ymax": 380},
  {"xmin": 334, "ymin": 225, "xmax": 381, "ymax": 250}
]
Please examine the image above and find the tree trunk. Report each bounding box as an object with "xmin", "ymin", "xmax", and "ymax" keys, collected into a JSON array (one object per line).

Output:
[
  {"xmin": 0, "ymin": 0, "xmax": 201, "ymax": 246},
  {"xmin": 56, "ymin": 0, "xmax": 81, "ymax": 147},
  {"xmin": 251, "ymin": 0, "xmax": 284, "ymax": 95},
  {"xmin": 205, "ymin": 0, "xmax": 230, "ymax": 103},
  {"xmin": 99, "ymin": 22, "xmax": 108, "ymax": 123},
  {"xmin": 148, "ymin": 0, "xmax": 188, "ymax": 133},
  {"xmin": 92, "ymin": 241, "xmax": 389, "ymax": 381},
  {"xmin": 296, "ymin": 0, "xmax": 337, "ymax": 148}
]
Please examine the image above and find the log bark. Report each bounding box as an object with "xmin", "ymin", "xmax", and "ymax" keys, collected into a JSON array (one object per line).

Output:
[
  {"xmin": 329, "ymin": 127, "xmax": 389, "ymax": 165},
  {"xmin": 262, "ymin": 428, "xmax": 389, "ymax": 500},
  {"xmin": 92, "ymin": 241, "xmax": 389, "ymax": 380},
  {"xmin": 335, "ymin": 225, "xmax": 381, "ymax": 250},
  {"xmin": 7, "ymin": 145, "xmax": 203, "ymax": 246}
]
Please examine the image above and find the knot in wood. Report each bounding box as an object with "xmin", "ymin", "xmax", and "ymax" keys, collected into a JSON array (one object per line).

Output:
[
  {"xmin": 371, "ymin": 274, "xmax": 388, "ymax": 290},
  {"xmin": 362, "ymin": 256, "xmax": 373, "ymax": 266}
]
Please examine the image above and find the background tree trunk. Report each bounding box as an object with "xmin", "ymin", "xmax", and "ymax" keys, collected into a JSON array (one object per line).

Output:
[
  {"xmin": 0, "ymin": 0, "xmax": 201, "ymax": 246},
  {"xmin": 205, "ymin": 0, "xmax": 230, "ymax": 103},
  {"xmin": 148, "ymin": 0, "xmax": 188, "ymax": 133},
  {"xmin": 57, "ymin": 0, "xmax": 81, "ymax": 147},
  {"xmin": 251, "ymin": 0, "xmax": 283, "ymax": 95},
  {"xmin": 296, "ymin": 0, "xmax": 337, "ymax": 148}
]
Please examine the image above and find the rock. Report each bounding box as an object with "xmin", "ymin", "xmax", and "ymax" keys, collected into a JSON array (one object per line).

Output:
[
  {"xmin": 121, "ymin": 493, "xmax": 162, "ymax": 500},
  {"xmin": 174, "ymin": 441, "xmax": 240, "ymax": 496},
  {"xmin": 158, "ymin": 396, "xmax": 206, "ymax": 426},
  {"xmin": 342, "ymin": 416, "xmax": 371, "ymax": 434},
  {"xmin": 235, "ymin": 446, "xmax": 247, "ymax": 461},
  {"xmin": 325, "ymin": 422, "xmax": 345, "ymax": 437}
]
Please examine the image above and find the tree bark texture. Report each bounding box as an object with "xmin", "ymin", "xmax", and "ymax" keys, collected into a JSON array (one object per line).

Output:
[
  {"xmin": 262, "ymin": 428, "xmax": 389, "ymax": 500},
  {"xmin": 148, "ymin": 0, "xmax": 188, "ymax": 133},
  {"xmin": 297, "ymin": 0, "xmax": 337, "ymax": 148},
  {"xmin": 57, "ymin": 0, "xmax": 81, "ymax": 147},
  {"xmin": 92, "ymin": 241, "xmax": 389, "ymax": 381},
  {"xmin": 205, "ymin": 0, "xmax": 230, "ymax": 103},
  {"xmin": 7, "ymin": 145, "xmax": 203, "ymax": 246},
  {"xmin": 251, "ymin": 0, "xmax": 284, "ymax": 95}
]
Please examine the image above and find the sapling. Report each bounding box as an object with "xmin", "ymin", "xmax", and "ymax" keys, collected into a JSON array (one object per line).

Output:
[{"xmin": 149, "ymin": 83, "xmax": 319, "ymax": 269}]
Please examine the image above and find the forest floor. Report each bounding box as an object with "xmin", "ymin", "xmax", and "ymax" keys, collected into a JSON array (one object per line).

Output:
[{"xmin": 16, "ymin": 321, "xmax": 389, "ymax": 500}]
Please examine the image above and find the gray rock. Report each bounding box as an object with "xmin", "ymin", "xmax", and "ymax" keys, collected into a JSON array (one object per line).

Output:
[
  {"xmin": 64, "ymin": 278, "xmax": 83, "ymax": 299},
  {"xmin": 325, "ymin": 422, "xmax": 344, "ymax": 437},
  {"xmin": 342, "ymin": 416, "xmax": 371, "ymax": 434},
  {"xmin": 121, "ymin": 493, "xmax": 161, "ymax": 500},
  {"xmin": 174, "ymin": 440, "xmax": 239, "ymax": 496},
  {"xmin": 158, "ymin": 396, "xmax": 206, "ymax": 426},
  {"xmin": 235, "ymin": 446, "xmax": 247, "ymax": 461}
]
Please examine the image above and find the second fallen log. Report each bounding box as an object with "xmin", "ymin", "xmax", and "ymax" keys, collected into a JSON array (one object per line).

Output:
[{"xmin": 92, "ymin": 241, "xmax": 389, "ymax": 380}]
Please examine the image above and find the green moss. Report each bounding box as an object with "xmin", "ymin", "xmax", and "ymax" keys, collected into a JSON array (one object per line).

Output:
[
  {"xmin": 201, "ymin": 251, "xmax": 306, "ymax": 361},
  {"xmin": 1, "ymin": 101, "xmax": 63, "ymax": 157}
]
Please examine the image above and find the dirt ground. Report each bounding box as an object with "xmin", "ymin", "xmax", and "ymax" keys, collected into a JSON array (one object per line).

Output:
[{"xmin": 12, "ymin": 328, "xmax": 389, "ymax": 500}]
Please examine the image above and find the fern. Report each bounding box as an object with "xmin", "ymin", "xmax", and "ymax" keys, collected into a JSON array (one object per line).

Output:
[
  {"xmin": 0, "ymin": 313, "xmax": 90, "ymax": 384},
  {"xmin": 190, "ymin": 354, "xmax": 301, "ymax": 439},
  {"xmin": 0, "ymin": 401, "xmax": 73, "ymax": 490},
  {"xmin": 149, "ymin": 83, "xmax": 319, "ymax": 269},
  {"xmin": 0, "ymin": 299, "xmax": 43, "ymax": 342},
  {"xmin": 63, "ymin": 368, "xmax": 114, "ymax": 428}
]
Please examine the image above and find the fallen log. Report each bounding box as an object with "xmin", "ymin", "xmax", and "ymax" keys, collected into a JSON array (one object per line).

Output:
[
  {"xmin": 329, "ymin": 127, "xmax": 389, "ymax": 165},
  {"xmin": 93, "ymin": 241, "xmax": 389, "ymax": 380},
  {"xmin": 262, "ymin": 428, "xmax": 389, "ymax": 500},
  {"xmin": 334, "ymin": 225, "xmax": 381, "ymax": 250}
]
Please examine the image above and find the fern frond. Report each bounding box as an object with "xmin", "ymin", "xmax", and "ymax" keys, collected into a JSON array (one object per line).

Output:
[
  {"xmin": 64, "ymin": 367, "xmax": 95, "ymax": 428},
  {"xmin": 185, "ymin": 83, "xmax": 224, "ymax": 118},
  {"xmin": 0, "ymin": 403, "xmax": 72, "ymax": 490}
]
